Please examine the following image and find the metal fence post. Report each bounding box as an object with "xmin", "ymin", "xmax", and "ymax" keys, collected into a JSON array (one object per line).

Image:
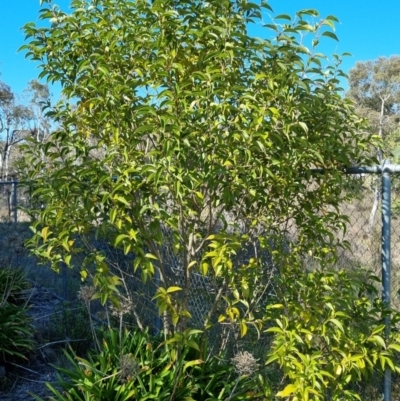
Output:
[
  {"xmin": 382, "ymin": 160, "xmax": 391, "ymax": 401},
  {"xmin": 13, "ymin": 181, "xmax": 18, "ymax": 223},
  {"xmin": 154, "ymin": 268, "xmax": 162, "ymax": 334},
  {"xmin": 62, "ymin": 263, "xmax": 67, "ymax": 300}
]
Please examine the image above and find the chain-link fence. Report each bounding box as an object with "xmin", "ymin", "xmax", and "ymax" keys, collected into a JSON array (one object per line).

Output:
[
  {"xmin": 338, "ymin": 180, "xmax": 392, "ymax": 284},
  {"xmin": 2, "ymin": 174, "xmax": 400, "ymax": 289},
  {"xmin": 336, "ymin": 166, "xmax": 399, "ymax": 308},
  {"xmin": 2, "ymin": 172, "xmax": 400, "ymax": 316},
  {"xmin": 3, "ymin": 166, "xmax": 400, "ymax": 398},
  {"xmin": 328, "ymin": 163, "xmax": 400, "ymax": 400}
]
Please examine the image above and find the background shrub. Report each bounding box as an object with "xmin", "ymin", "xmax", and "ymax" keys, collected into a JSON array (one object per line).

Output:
[{"xmin": 0, "ymin": 266, "xmax": 35, "ymax": 363}]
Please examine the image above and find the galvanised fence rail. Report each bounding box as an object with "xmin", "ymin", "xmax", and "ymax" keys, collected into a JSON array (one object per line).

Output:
[{"xmin": 2, "ymin": 161, "xmax": 400, "ymax": 399}]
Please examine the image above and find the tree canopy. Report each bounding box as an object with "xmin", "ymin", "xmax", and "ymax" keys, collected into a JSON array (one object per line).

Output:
[
  {"xmin": 21, "ymin": 0, "xmax": 376, "ymax": 328},
  {"xmin": 0, "ymin": 78, "xmax": 49, "ymax": 180},
  {"xmin": 348, "ymin": 56, "xmax": 400, "ymax": 159}
]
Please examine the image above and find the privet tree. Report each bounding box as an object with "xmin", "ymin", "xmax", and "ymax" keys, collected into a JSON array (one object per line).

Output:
[{"xmin": 20, "ymin": 1, "xmax": 389, "ymax": 396}]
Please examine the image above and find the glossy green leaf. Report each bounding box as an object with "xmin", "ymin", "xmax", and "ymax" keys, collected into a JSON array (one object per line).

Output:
[{"xmin": 321, "ymin": 31, "xmax": 339, "ymax": 41}]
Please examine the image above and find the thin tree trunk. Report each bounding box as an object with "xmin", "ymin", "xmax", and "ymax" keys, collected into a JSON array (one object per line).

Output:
[
  {"xmin": 368, "ymin": 181, "xmax": 380, "ymax": 232},
  {"xmin": 368, "ymin": 95, "xmax": 388, "ymax": 233},
  {"xmin": 4, "ymin": 144, "xmax": 11, "ymax": 181},
  {"xmin": 7, "ymin": 188, "xmax": 12, "ymax": 219},
  {"xmin": 0, "ymin": 145, "xmax": 9, "ymax": 181},
  {"xmin": 0, "ymin": 152, "xmax": 3, "ymax": 180}
]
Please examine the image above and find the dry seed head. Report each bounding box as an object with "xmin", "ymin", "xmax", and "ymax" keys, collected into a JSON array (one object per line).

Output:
[
  {"xmin": 231, "ymin": 351, "xmax": 259, "ymax": 376},
  {"xmin": 110, "ymin": 297, "xmax": 134, "ymax": 317},
  {"xmin": 119, "ymin": 353, "xmax": 139, "ymax": 382},
  {"xmin": 78, "ymin": 285, "xmax": 96, "ymax": 302},
  {"xmin": 120, "ymin": 298, "xmax": 134, "ymax": 314}
]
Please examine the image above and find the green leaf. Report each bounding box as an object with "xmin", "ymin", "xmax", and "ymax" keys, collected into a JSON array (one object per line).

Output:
[
  {"xmin": 64, "ymin": 254, "xmax": 72, "ymax": 266},
  {"xmin": 115, "ymin": 234, "xmax": 128, "ymax": 246},
  {"xmin": 266, "ymin": 304, "xmax": 284, "ymax": 309},
  {"xmin": 325, "ymin": 15, "xmax": 340, "ymax": 22},
  {"xmin": 200, "ymin": 262, "xmax": 209, "ymax": 276},
  {"xmin": 371, "ymin": 324, "xmax": 386, "ymax": 335},
  {"xmin": 277, "ymin": 384, "xmax": 297, "ymax": 397},
  {"xmin": 369, "ymin": 335, "xmax": 386, "ymax": 349},
  {"xmin": 41, "ymin": 226, "xmax": 51, "ymax": 242},
  {"xmin": 113, "ymin": 195, "xmax": 130, "ymax": 206},
  {"xmin": 388, "ymin": 343, "xmax": 400, "ymax": 353},
  {"xmin": 183, "ymin": 359, "xmax": 203, "ymax": 372},
  {"xmin": 297, "ymin": 9, "xmax": 319, "ymax": 17},
  {"xmin": 321, "ymin": 31, "xmax": 339, "ymax": 41},
  {"xmin": 240, "ymin": 321, "xmax": 248, "ymax": 337},
  {"xmin": 274, "ymin": 14, "xmax": 291, "ymax": 21},
  {"xmin": 145, "ymin": 253, "xmax": 158, "ymax": 260},
  {"xmin": 109, "ymin": 208, "xmax": 117, "ymax": 224},
  {"xmin": 298, "ymin": 122, "xmax": 308, "ymax": 133},
  {"xmin": 97, "ymin": 65, "xmax": 109, "ymax": 75},
  {"xmin": 166, "ymin": 286, "xmax": 182, "ymax": 293}
]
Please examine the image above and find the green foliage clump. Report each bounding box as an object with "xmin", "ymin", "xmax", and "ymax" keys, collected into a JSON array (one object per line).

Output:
[
  {"xmin": 0, "ymin": 267, "xmax": 35, "ymax": 362},
  {"xmin": 20, "ymin": 0, "xmax": 376, "ymax": 334},
  {"xmin": 33, "ymin": 328, "xmax": 267, "ymax": 401},
  {"xmin": 0, "ymin": 266, "xmax": 29, "ymax": 304},
  {"xmin": 266, "ymin": 268, "xmax": 400, "ymax": 400}
]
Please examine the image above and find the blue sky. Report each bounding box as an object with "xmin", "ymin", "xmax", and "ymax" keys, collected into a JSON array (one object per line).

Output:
[{"xmin": 1, "ymin": 0, "xmax": 399, "ymax": 99}]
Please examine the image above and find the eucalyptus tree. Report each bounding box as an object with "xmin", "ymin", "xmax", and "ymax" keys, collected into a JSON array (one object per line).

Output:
[
  {"xmin": 0, "ymin": 80, "xmax": 34, "ymax": 180},
  {"xmin": 348, "ymin": 56, "xmax": 400, "ymax": 230},
  {"xmin": 348, "ymin": 56, "xmax": 400, "ymax": 158},
  {"xmin": 24, "ymin": 80, "xmax": 52, "ymax": 143}
]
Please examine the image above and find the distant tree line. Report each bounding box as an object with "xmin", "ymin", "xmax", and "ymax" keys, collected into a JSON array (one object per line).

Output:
[{"xmin": 0, "ymin": 77, "xmax": 51, "ymax": 181}]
